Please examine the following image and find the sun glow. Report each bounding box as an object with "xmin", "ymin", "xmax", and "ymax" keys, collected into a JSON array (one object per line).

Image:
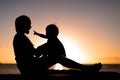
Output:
[
  {"xmin": 60, "ymin": 37, "xmax": 87, "ymax": 63},
  {"xmin": 51, "ymin": 37, "xmax": 89, "ymax": 70},
  {"xmin": 54, "ymin": 63, "xmax": 63, "ymax": 70}
]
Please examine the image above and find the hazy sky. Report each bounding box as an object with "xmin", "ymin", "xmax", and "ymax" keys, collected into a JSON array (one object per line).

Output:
[{"xmin": 0, "ymin": 0, "xmax": 120, "ymax": 64}]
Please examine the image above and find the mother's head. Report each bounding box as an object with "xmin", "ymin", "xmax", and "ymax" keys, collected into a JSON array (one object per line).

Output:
[{"xmin": 15, "ymin": 15, "xmax": 31, "ymax": 34}]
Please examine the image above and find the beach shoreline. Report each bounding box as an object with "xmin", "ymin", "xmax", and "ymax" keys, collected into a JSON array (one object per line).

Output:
[{"xmin": 0, "ymin": 70, "xmax": 120, "ymax": 80}]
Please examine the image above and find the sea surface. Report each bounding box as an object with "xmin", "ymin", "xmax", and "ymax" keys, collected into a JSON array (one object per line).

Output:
[{"xmin": 0, "ymin": 64, "xmax": 120, "ymax": 74}]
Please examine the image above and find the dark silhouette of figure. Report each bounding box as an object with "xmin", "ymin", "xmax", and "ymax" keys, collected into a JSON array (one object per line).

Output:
[
  {"xmin": 34, "ymin": 24, "xmax": 66, "ymax": 58},
  {"xmin": 13, "ymin": 15, "xmax": 44, "ymax": 80},
  {"xmin": 34, "ymin": 24, "xmax": 102, "ymax": 71},
  {"xmin": 13, "ymin": 15, "xmax": 102, "ymax": 79},
  {"xmin": 13, "ymin": 15, "xmax": 35, "ymax": 74}
]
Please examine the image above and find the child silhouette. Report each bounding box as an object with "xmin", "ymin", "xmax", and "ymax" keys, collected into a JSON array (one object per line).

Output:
[
  {"xmin": 34, "ymin": 24, "xmax": 66, "ymax": 58},
  {"xmin": 34, "ymin": 24, "xmax": 102, "ymax": 72}
]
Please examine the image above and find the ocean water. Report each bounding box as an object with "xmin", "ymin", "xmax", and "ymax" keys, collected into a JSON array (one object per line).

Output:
[
  {"xmin": 0, "ymin": 64, "xmax": 120, "ymax": 74},
  {"xmin": 0, "ymin": 64, "xmax": 20, "ymax": 74}
]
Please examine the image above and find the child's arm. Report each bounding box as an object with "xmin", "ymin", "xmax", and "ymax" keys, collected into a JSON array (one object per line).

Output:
[{"xmin": 33, "ymin": 30, "xmax": 47, "ymax": 38}]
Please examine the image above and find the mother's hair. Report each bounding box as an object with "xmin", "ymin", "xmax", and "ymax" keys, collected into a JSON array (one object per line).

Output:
[{"xmin": 15, "ymin": 15, "xmax": 31, "ymax": 33}]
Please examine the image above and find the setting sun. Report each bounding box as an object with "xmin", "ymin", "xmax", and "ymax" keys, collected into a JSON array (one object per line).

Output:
[
  {"xmin": 54, "ymin": 63, "xmax": 63, "ymax": 70},
  {"xmin": 60, "ymin": 37, "xmax": 88, "ymax": 63}
]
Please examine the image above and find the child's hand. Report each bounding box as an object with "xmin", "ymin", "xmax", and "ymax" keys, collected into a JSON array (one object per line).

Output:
[
  {"xmin": 33, "ymin": 30, "xmax": 37, "ymax": 35},
  {"xmin": 33, "ymin": 30, "xmax": 47, "ymax": 38}
]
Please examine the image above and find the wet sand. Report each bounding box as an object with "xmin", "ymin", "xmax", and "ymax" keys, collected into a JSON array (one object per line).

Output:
[{"xmin": 0, "ymin": 70, "xmax": 120, "ymax": 80}]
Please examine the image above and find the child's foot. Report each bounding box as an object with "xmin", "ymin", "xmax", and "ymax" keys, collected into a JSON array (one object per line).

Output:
[{"xmin": 81, "ymin": 63, "xmax": 102, "ymax": 72}]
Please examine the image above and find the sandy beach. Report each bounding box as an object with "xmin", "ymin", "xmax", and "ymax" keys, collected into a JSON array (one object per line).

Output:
[{"xmin": 0, "ymin": 70, "xmax": 120, "ymax": 80}]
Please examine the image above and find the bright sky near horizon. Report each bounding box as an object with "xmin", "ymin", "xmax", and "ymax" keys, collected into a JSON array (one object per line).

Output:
[{"xmin": 0, "ymin": 0, "xmax": 120, "ymax": 64}]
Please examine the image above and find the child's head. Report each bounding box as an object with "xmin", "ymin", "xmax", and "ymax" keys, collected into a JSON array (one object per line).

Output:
[{"xmin": 46, "ymin": 24, "xmax": 59, "ymax": 38}]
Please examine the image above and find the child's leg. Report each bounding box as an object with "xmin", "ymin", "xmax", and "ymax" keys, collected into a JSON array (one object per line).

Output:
[
  {"xmin": 58, "ymin": 56, "xmax": 102, "ymax": 72},
  {"xmin": 58, "ymin": 57, "xmax": 83, "ymax": 69}
]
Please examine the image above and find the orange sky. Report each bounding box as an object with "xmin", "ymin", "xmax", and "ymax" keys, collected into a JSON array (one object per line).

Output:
[{"xmin": 0, "ymin": 0, "xmax": 120, "ymax": 64}]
